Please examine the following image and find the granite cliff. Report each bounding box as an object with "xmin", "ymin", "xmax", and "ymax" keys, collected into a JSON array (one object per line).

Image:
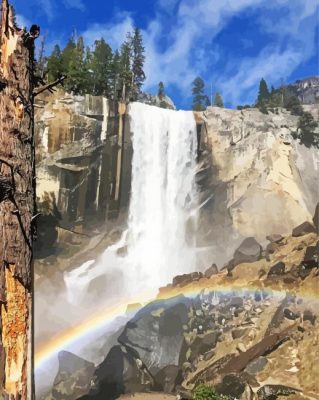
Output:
[{"xmin": 35, "ymin": 92, "xmax": 319, "ymax": 271}]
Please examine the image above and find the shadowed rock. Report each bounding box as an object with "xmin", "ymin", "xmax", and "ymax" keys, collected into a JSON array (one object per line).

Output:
[
  {"xmin": 257, "ymin": 384, "xmax": 300, "ymax": 400},
  {"xmin": 154, "ymin": 365, "xmax": 183, "ymax": 393},
  {"xmin": 84, "ymin": 345, "xmax": 154, "ymax": 400},
  {"xmin": 45, "ymin": 351, "xmax": 95, "ymax": 400},
  {"xmin": 292, "ymin": 221, "xmax": 316, "ymax": 237},
  {"xmin": 266, "ymin": 234, "xmax": 283, "ymax": 243},
  {"xmin": 313, "ymin": 203, "xmax": 319, "ymax": 232},
  {"xmin": 204, "ymin": 264, "xmax": 218, "ymax": 278},
  {"xmin": 216, "ymin": 374, "xmax": 254, "ymax": 400},
  {"xmin": 189, "ymin": 331, "xmax": 221, "ymax": 362},
  {"xmin": 233, "ymin": 237, "xmax": 263, "ymax": 267},
  {"xmin": 118, "ymin": 296, "xmax": 190, "ymax": 374},
  {"xmin": 267, "ymin": 262, "xmax": 285, "ymax": 277}
]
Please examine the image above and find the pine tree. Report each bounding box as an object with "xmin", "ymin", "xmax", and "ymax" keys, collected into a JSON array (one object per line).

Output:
[
  {"xmin": 47, "ymin": 44, "xmax": 63, "ymax": 82},
  {"xmin": 61, "ymin": 36, "xmax": 76, "ymax": 78},
  {"xmin": 119, "ymin": 41, "xmax": 133, "ymax": 101},
  {"xmin": 88, "ymin": 38, "xmax": 113, "ymax": 96},
  {"xmin": 284, "ymin": 94, "xmax": 303, "ymax": 116},
  {"xmin": 297, "ymin": 112, "xmax": 318, "ymax": 147},
  {"xmin": 214, "ymin": 92, "xmax": 224, "ymax": 107},
  {"xmin": 110, "ymin": 50, "xmax": 121, "ymax": 100},
  {"xmin": 256, "ymin": 78, "xmax": 270, "ymax": 105},
  {"xmin": 67, "ymin": 36, "xmax": 87, "ymax": 94},
  {"xmin": 158, "ymin": 81, "xmax": 165, "ymax": 99},
  {"xmin": 192, "ymin": 77, "xmax": 210, "ymax": 111},
  {"xmin": 129, "ymin": 27, "xmax": 146, "ymax": 100}
]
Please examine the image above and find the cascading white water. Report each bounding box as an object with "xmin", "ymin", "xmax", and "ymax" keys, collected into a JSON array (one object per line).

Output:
[
  {"xmin": 126, "ymin": 102, "xmax": 198, "ymax": 288},
  {"xmin": 65, "ymin": 102, "xmax": 198, "ymax": 302}
]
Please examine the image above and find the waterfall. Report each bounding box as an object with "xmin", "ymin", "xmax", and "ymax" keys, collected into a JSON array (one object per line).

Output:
[
  {"xmin": 64, "ymin": 102, "xmax": 198, "ymax": 303},
  {"xmin": 126, "ymin": 102, "xmax": 198, "ymax": 288}
]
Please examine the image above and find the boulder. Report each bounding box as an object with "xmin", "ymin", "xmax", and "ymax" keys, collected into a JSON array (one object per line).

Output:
[
  {"xmin": 232, "ymin": 328, "xmax": 249, "ymax": 340},
  {"xmin": 303, "ymin": 309, "xmax": 316, "ymax": 325},
  {"xmin": 176, "ymin": 389, "xmax": 193, "ymax": 400},
  {"xmin": 91, "ymin": 345, "xmax": 154, "ymax": 399},
  {"xmin": 216, "ymin": 374, "xmax": 254, "ymax": 400},
  {"xmin": 313, "ymin": 203, "xmax": 319, "ymax": 232},
  {"xmin": 45, "ymin": 351, "xmax": 95, "ymax": 400},
  {"xmin": 154, "ymin": 365, "xmax": 182, "ymax": 393},
  {"xmin": 265, "ymin": 242, "xmax": 279, "ymax": 256},
  {"xmin": 230, "ymin": 296, "xmax": 244, "ymax": 308},
  {"xmin": 204, "ymin": 264, "xmax": 218, "ymax": 278},
  {"xmin": 237, "ymin": 343, "xmax": 247, "ymax": 353},
  {"xmin": 266, "ymin": 234, "xmax": 283, "ymax": 243},
  {"xmin": 233, "ymin": 237, "xmax": 263, "ymax": 267},
  {"xmin": 292, "ymin": 221, "xmax": 316, "ymax": 237},
  {"xmin": 257, "ymin": 384, "xmax": 300, "ymax": 400},
  {"xmin": 267, "ymin": 262, "xmax": 285, "ymax": 277},
  {"xmin": 189, "ymin": 331, "xmax": 221, "ymax": 362},
  {"xmin": 254, "ymin": 291, "xmax": 262, "ymax": 302},
  {"xmin": 302, "ymin": 243, "xmax": 318, "ymax": 268},
  {"xmin": 283, "ymin": 308, "xmax": 299, "ymax": 320},
  {"xmin": 118, "ymin": 296, "xmax": 190, "ymax": 374},
  {"xmin": 245, "ymin": 356, "xmax": 268, "ymax": 375},
  {"xmin": 172, "ymin": 272, "xmax": 203, "ymax": 287}
]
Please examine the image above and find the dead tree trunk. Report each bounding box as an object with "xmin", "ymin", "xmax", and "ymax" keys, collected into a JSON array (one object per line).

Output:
[{"xmin": 0, "ymin": 0, "xmax": 36, "ymax": 398}]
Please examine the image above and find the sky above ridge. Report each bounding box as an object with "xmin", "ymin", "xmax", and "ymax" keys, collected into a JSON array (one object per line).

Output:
[{"xmin": 12, "ymin": 0, "xmax": 319, "ymax": 109}]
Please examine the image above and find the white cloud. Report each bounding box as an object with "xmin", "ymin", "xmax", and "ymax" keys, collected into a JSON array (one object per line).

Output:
[
  {"xmin": 16, "ymin": 14, "xmax": 31, "ymax": 29},
  {"xmin": 36, "ymin": 0, "xmax": 85, "ymax": 21},
  {"xmin": 81, "ymin": 0, "xmax": 318, "ymax": 107},
  {"xmin": 83, "ymin": 14, "xmax": 134, "ymax": 49},
  {"xmin": 63, "ymin": 0, "xmax": 85, "ymax": 11},
  {"xmin": 219, "ymin": 48, "xmax": 302, "ymax": 106},
  {"xmin": 38, "ymin": 0, "xmax": 54, "ymax": 21}
]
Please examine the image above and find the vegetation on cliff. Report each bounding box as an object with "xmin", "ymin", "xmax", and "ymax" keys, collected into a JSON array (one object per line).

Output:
[{"xmin": 46, "ymin": 28, "xmax": 146, "ymax": 101}]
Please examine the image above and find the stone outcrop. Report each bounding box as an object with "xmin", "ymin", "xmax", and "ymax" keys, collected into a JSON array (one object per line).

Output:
[
  {"xmin": 43, "ymin": 351, "xmax": 95, "ymax": 400},
  {"xmin": 232, "ymin": 237, "xmax": 263, "ymax": 267},
  {"xmin": 35, "ymin": 94, "xmax": 319, "ymax": 270},
  {"xmin": 197, "ymin": 105, "xmax": 319, "ymax": 266},
  {"xmin": 118, "ymin": 296, "xmax": 190, "ymax": 374},
  {"xmin": 35, "ymin": 91, "xmax": 132, "ymax": 240}
]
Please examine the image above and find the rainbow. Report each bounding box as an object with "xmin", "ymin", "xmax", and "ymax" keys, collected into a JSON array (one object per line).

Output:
[{"xmin": 35, "ymin": 280, "xmax": 319, "ymax": 371}]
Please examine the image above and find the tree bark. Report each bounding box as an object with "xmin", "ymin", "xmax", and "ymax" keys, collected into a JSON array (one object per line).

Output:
[{"xmin": 0, "ymin": 0, "xmax": 35, "ymax": 398}]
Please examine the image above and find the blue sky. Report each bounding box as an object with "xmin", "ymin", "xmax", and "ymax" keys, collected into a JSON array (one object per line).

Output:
[{"xmin": 12, "ymin": 0, "xmax": 318, "ymax": 109}]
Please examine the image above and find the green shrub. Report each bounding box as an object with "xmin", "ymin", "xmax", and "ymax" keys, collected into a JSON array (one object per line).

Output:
[
  {"xmin": 193, "ymin": 384, "xmax": 228, "ymax": 400},
  {"xmin": 297, "ymin": 111, "xmax": 319, "ymax": 148}
]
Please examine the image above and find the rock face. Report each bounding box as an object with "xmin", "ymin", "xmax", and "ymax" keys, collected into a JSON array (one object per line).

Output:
[
  {"xmin": 35, "ymin": 93, "xmax": 319, "ymax": 268},
  {"xmin": 137, "ymin": 92, "xmax": 176, "ymax": 110},
  {"xmin": 197, "ymin": 105, "xmax": 319, "ymax": 266},
  {"xmin": 35, "ymin": 91, "xmax": 132, "ymax": 238},
  {"xmin": 289, "ymin": 76, "xmax": 319, "ymax": 105}
]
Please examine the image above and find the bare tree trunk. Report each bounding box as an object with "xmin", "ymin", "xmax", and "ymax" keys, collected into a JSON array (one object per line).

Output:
[{"xmin": 0, "ymin": 0, "xmax": 35, "ymax": 398}]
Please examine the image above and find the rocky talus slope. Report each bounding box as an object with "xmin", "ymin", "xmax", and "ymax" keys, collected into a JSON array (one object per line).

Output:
[{"xmin": 43, "ymin": 205, "xmax": 319, "ymax": 400}]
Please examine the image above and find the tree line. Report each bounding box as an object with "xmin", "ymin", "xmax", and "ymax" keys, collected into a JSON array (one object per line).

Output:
[
  {"xmin": 45, "ymin": 28, "xmax": 146, "ymax": 101},
  {"xmin": 254, "ymin": 78, "xmax": 318, "ymax": 148}
]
